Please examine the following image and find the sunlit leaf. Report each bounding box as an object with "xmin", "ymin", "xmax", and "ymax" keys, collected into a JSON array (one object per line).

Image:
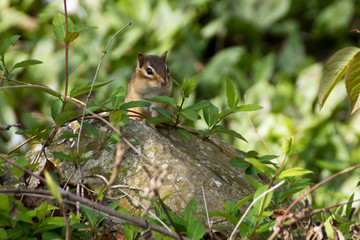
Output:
[
  {"xmin": 64, "ymin": 32, "xmax": 79, "ymax": 43},
  {"xmin": 234, "ymin": 104, "xmax": 263, "ymax": 112},
  {"xmin": 187, "ymin": 220, "xmax": 205, "ymax": 240},
  {"xmin": 278, "ymin": 168, "xmax": 313, "ymax": 179},
  {"xmin": 345, "ymin": 51, "xmax": 360, "ymax": 113},
  {"xmin": 11, "ymin": 59, "xmax": 42, "ymax": 71},
  {"xmin": 111, "ymin": 86, "xmax": 126, "ymax": 109},
  {"xmin": 12, "ymin": 157, "xmax": 27, "ymax": 177},
  {"xmin": 318, "ymin": 46, "xmax": 360, "ymax": 108},
  {"xmin": 230, "ymin": 157, "xmax": 250, "ymax": 168},
  {"xmin": 144, "ymin": 96, "xmax": 176, "ymax": 106},
  {"xmin": 182, "ymin": 76, "xmax": 198, "ymax": 98},
  {"xmin": 202, "ymin": 102, "xmax": 218, "ymax": 127},
  {"xmin": 253, "ymin": 185, "xmax": 273, "ymax": 214},
  {"xmin": 226, "ymin": 79, "xmax": 236, "ymax": 109},
  {"xmin": 52, "ymin": 13, "xmax": 75, "ymax": 41},
  {"xmin": 45, "ymin": 171, "xmax": 63, "ymax": 204}
]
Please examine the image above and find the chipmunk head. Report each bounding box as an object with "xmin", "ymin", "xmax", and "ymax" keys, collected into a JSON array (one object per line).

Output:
[{"xmin": 136, "ymin": 51, "xmax": 171, "ymax": 88}]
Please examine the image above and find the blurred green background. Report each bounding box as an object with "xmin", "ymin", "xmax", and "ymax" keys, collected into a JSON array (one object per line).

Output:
[{"xmin": 1, "ymin": 0, "xmax": 360, "ymax": 208}]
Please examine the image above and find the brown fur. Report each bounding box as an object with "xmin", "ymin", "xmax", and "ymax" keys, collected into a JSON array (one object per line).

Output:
[{"xmin": 124, "ymin": 51, "xmax": 173, "ymax": 120}]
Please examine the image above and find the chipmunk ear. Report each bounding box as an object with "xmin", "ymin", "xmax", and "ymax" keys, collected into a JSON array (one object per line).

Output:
[
  {"xmin": 137, "ymin": 52, "xmax": 147, "ymax": 69},
  {"xmin": 160, "ymin": 51, "xmax": 168, "ymax": 61}
]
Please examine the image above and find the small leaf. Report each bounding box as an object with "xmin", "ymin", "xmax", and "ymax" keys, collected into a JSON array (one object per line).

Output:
[
  {"xmin": 53, "ymin": 13, "xmax": 75, "ymax": 41},
  {"xmin": 12, "ymin": 157, "xmax": 27, "ymax": 177},
  {"xmin": 51, "ymin": 99, "xmax": 62, "ymax": 121},
  {"xmin": 184, "ymin": 197, "xmax": 197, "ymax": 226},
  {"xmin": 212, "ymin": 126, "xmax": 247, "ymax": 142},
  {"xmin": 345, "ymin": 193, "xmax": 354, "ymax": 219},
  {"xmin": 145, "ymin": 117, "xmax": 170, "ymax": 124},
  {"xmin": 187, "ymin": 220, "xmax": 205, "ymax": 240},
  {"xmin": 282, "ymin": 137, "xmax": 294, "ymax": 156},
  {"xmin": 202, "ymin": 102, "xmax": 219, "ymax": 127},
  {"xmin": 0, "ymin": 35, "xmax": 20, "ymax": 59},
  {"xmin": 153, "ymin": 107, "xmax": 172, "ymax": 120},
  {"xmin": 345, "ymin": 51, "xmax": 360, "ymax": 113},
  {"xmin": 278, "ymin": 168, "xmax": 313, "ymax": 179},
  {"xmin": 64, "ymin": 32, "xmax": 79, "ymax": 43},
  {"xmin": 11, "ymin": 59, "xmax": 42, "ymax": 71},
  {"xmin": 245, "ymin": 158, "xmax": 270, "ymax": 175},
  {"xmin": 180, "ymin": 108, "xmax": 198, "ymax": 121},
  {"xmin": 82, "ymin": 121, "xmax": 100, "ymax": 140},
  {"xmin": 70, "ymin": 81, "xmax": 112, "ymax": 97},
  {"xmin": 45, "ymin": 171, "xmax": 63, "ymax": 204},
  {"xmin": 120, "ymin": 101, "xmax": 151, "ymax": 110},
  {"xmin": 234, "ymin": 104, "xmax": 263, "ymax": 112},
  {"xmin": 75, "ymin": 25, "xmax": 98, "ymax": 32},
  {"xmin": 54, "ymin": 111, "xmax": 77, "ymax": 126},
  {"xmin": 185, "ymin": 100, "xmax": 210, "ymax": 111},
  {"xmin": 0, "ymin": 195, "xmax": 10, "ymax": 211},
  {"xmin": 230, "ymin": 157, "xmax": 250, "ymax": 168},
  {"xmin": 144, "ymin": 96, "xmax": 176, "ymax": 106},
  {"xmin": 80, "ymin": 207, "xmax": 96, "ymax": 228},
  {"xmin": 226, "ymin": 79, "xmax": 236, "ymax": 109},
  {"xmin": 318, "ymin": 46, "xmax": 360, "ymax": 108},
  {"xmin": 176, "ymin": 129, "xmax": 192, "ymax": 141},
  {"xmin": 111, "ymin": 86, "xmax": 126, "ymax": 109},
  {"xmin": 253, "ymin": 185, "xmax": 273, "ymax": 214},
  {"xmin": 53, "ymin": 152, "xmax": 73, "ymax": 162},
  {"xmin": 232, "ymin": 195, "xmax": 253, "ymax": 215},
  {"xmin": 183, "ymin": 76, "xmax": 199, "ymax": 98}
]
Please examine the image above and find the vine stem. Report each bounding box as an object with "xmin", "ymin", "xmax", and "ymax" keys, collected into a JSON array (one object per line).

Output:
[{"xmin": 61, "ymin": 0, "xmax": 69, "ymax": 113}]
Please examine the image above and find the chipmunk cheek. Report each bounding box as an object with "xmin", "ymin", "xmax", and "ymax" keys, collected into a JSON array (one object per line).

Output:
[{"xmin": 161, "ymin": 79, "xmax": 167, "ymax": 86}]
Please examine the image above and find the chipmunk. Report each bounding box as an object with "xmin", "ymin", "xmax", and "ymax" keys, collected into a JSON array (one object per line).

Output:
[{"xmin": 124, "ymin": 51, "xmax": 173, "ymax": 121}]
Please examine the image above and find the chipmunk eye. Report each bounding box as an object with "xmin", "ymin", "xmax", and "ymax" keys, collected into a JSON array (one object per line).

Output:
[{"xmin": 146, "ymin": 68, "xmax": 153, "ymax": 75}]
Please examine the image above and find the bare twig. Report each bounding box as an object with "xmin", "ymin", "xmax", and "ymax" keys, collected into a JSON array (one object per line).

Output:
[
  {"xmin": 201, "ymin": 184, "xmax": 211, "ymax": 229},
  {"xmin": 108, "ymin": 141, "xmax": 126, "ymax": 188}
]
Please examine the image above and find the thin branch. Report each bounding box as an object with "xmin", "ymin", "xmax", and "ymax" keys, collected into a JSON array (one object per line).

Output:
[
  {"xmin": 229, "ymin": 180, "xmax": 285, "ymax": 240},
  {"xmin": 76, "ymin": 22, "xmax": 132, "ymax": 160}
]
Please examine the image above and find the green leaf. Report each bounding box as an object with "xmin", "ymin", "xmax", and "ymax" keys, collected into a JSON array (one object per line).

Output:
[
  {"xmin": 45, "ymin": 171, "xmax": 63, "ymax": 204},
  {"xmin": 212, "ymin": 126, "xmax": 247, "ymax": 142},
  {"xmin": 0, "ymin": 195, "xmax": 10, "ymax": 211},
  {"xmin": 226, "ymin": 79, "xmax": 236, "ymax": 109},
  {"xmin": 232, "ymin": 195, "xmax": 253, "ymax": 215},
  {"xmin": 34, "ymin": 217, "xmax": 66, "ymax": 234},
  {"xmin": 345, "ymin": 193, "xmax": 354, "ymax": 219},
  {"xmin": 234, "ymin": 104, "xmax": 263, "ymax": 112},
  {"xmin": 245, "ymin": 158, "xmax": 270, "ymax": 175},
  {"xmin": 51, "ymin": 99, "xmax": 62, "ymax": 121},
  {"xmin": 185, "ymin": 100, "xmax": 210, "ymax": 111},
  {"xmin": 145, "ymin": 117, "xmax": 170, "ymax": 124},
  {"xmin": 282, "ymin": 137, "xmax": 294, "ymax": 156},
  {"xmin": 202, "ymin": 102, "xmax": 219, "ymax": 127},
  {"xmin": 82, "ymin": 121, "xmax": 100, "ymax": 140},
  {"xmin": 184, "ymin": 197, "xmax": 197, "ymax": 226},
  {"xmin": 345, "ymin": 51, "xmax": 360, "ymax": 113},
  {"xmin": 176, "ymin": 129, "xmax": 192, "ymax": 141},
  {"xmin": 182, "ymin": 76, "xmax": 199, "ymax": 98},
  {"xmin": 54, "ymin": 111, "xmax": 77, "ymax": 126},
  {"xmin": 111, "ymin": 86, "xmax": 126, "ymax": 109},
  {"xmin": 12, "ymin": 157, "xmax": 27, "ymax": 177},
  {"xmin": 53, "ymin": 152, "xmax": 73, "ymax": 161},
  {"xmin": 180, "ymin": 108, "xmax": 198, "ymax": 121},
  {"xmin": 230, "ymin": 157, "xmax": 250, "ymax": 168},
  {"xmin": 120, "ymin": 100, "xmax": 151, "ymax": 110},
  {"xmin": 187, "ymin": 220, "xmax": 205, "ymax": 240},
  {"xmin": 253, "ymin": 185, "xmax": 273, "ymax": 213},
  {"xmin": 0, "ymin": 35, "xmax": 20, "ymax": 59},
  {"xmin": 75, "ymin": 25, "xmax": 98, "ymax": 32},
  {"xmin": 153, "ymin": 107, "xmax": 172, "ymax": 120},
  {"xmin": 144, "ymin": 96, "xmax": 176, "ymax": 106},
  {"xmin": 318, "ymin": 46, "xmax": 360, "ymax": 108},
  {"xmin": 0, "ymin": 228, "xmax": 7, "ymax": 240},
  {"xmin": 64, "ymin": 32, "xmax": 79, "ymax": 43},
  {"xmin": 52, "ymin": 13, "xmax": 75, "ymax": 41},
  {"xmin": 11, "ymin": 60, "xmax": 42, "ymax": 71},
  {"xmin": 80, "ymin": 207, "xmax": 96, "ymax": 228},
  {"xmin": 278, "ymin": 168, "xmax": 313, "ymax": 179},
  {"xmin": 70, "ymin": 81, "xmax": 112, "ymax": 97},
  {"xmin": 35, "ymin": 201, "xmax": 50, "ymax": 221}
]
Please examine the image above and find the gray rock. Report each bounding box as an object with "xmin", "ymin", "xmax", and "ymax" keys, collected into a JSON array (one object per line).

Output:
[{"xmin": 26, "ymin": 119, "xmax": 267, "ymax": 222}]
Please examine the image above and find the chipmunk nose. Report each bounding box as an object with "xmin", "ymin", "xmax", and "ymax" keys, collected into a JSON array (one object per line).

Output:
[{"xmin": 161, "ymin": 79, "xmax": 167, "ymax": 86}]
